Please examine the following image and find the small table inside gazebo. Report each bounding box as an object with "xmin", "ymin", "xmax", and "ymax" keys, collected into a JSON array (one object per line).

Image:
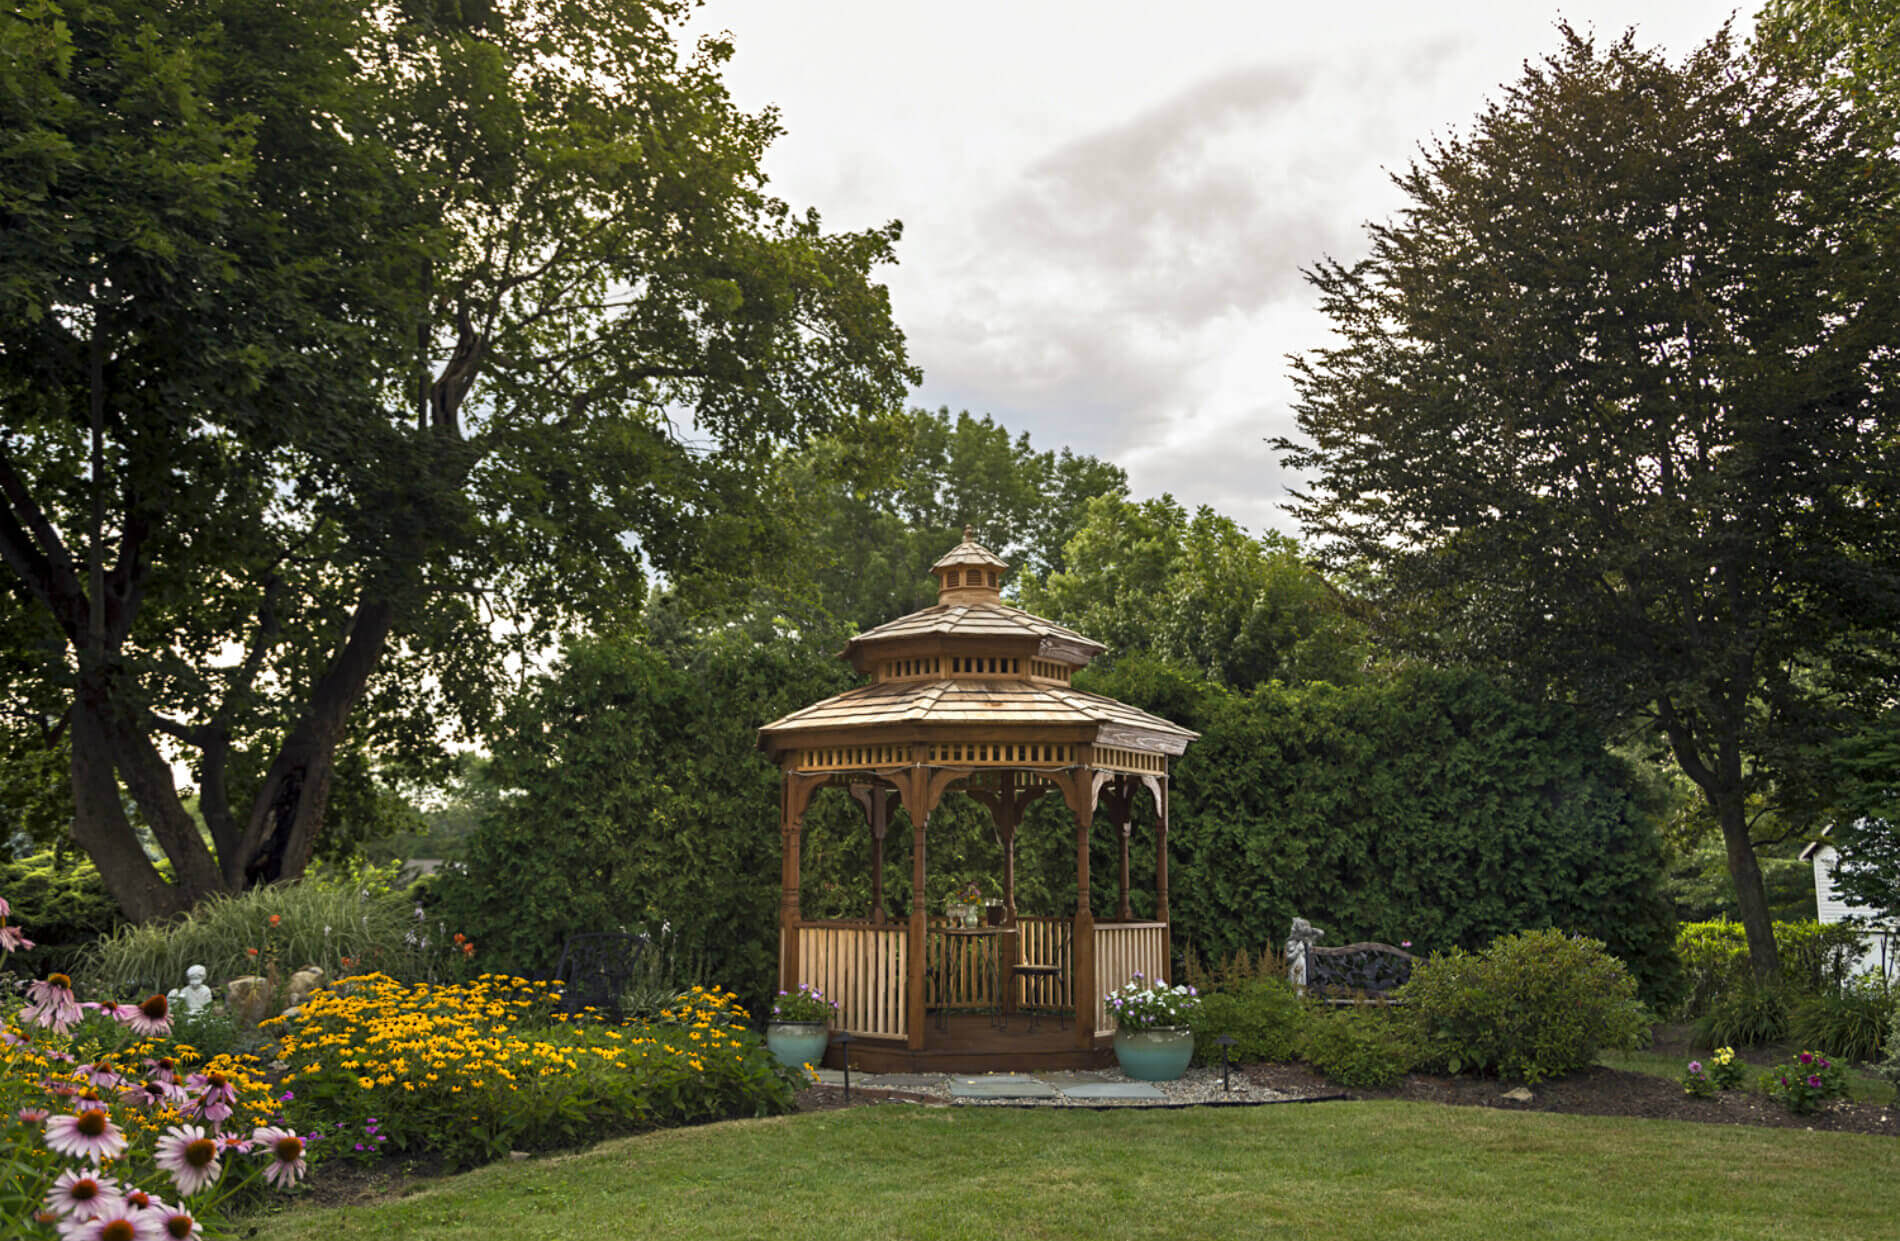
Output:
[{"xmin": 758, "ymin": 528, "xmax": 1198, "ymax": 1072}]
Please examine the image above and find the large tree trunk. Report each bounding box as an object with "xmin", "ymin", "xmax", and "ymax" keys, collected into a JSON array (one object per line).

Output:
[
  {"xmin": 1662, "ymin": 704, "xmax": 1782, "ymax": 983},
  {"xmin": 1714, "ymin": 789, "xmax": 1782, "ymax": 983},
  {"xmin": 70, "ymin": 680, "xmax": 195, "ymax": 923},
  {"xmin": 229, "ymin": 594, "xmax": 396, "ymax": 887}
]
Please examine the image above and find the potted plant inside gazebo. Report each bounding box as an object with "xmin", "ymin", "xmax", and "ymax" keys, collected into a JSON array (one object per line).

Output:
[
  {"xmin": 766, "ymin": 982, "xmax": 837, "ymax": 1071},
  {"xmin": 1105, "ymin": 972, "xmax": 1200, "ymax": 1081}
]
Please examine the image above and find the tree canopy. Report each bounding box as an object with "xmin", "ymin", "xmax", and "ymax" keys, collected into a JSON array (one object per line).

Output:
[
  {"xmin": 1278, "ymin": 26, "xmax": 1900, "ymax": 980},
  {"xmin": 0, "ymin": 0, "xmax": 914, "ymax": 919}
]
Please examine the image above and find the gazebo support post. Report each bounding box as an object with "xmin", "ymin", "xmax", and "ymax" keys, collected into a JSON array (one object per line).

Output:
[
  {"xmin": 908, "ymin": 812, "xmax": 927, "ymax": 1049},
  {"xmin": 850, "ymin": 784, "xmax": 894, "ymax": 925},
  {"xmin": 1065, "ymin": 768, "xmax": 1099, "ymax": 1050},
  {"xmin": 778, "ymin": 773, "xmax": 822, "ymax": 993},
  {"xmin": 1144, "ymin": 774, "xmax": 1170, "ymax": 973}
]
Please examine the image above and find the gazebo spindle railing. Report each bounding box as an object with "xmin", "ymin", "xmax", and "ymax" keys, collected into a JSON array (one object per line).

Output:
[
  {"xmin": 797, "ymin": 922, "xmax": 907, "ymax": 1039},
  {"xmin": 1092, "ymin": 922, "xmax": 1168, "ymax": 1036}
]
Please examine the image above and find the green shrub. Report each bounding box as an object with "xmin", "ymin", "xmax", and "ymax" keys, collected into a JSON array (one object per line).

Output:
[
  {"xmin": 1693, "ymin": 979, "xmax": 1789, "ymax": 1050},
  {"xmin": 0, "ymin": 848, "xmax": 124, "ymax": 979},
  {"xmin": 1674, "ymin": 918, "xmax": 1864, "ymax": 1018},
  {"xmin": 1402, "ymin": 928, "xmax": 1649, "ymax": 1084},
  {"xmin": 1789, "ymin": 975, "xmax": 1893, "ymax": 1064},
  {"xmin": 1188, "ymin": 978, "xmax": 1305, "ymax": 1065},
  {"xmin": 1299, "ymin": 1005, "xmax": 1419, "ymax": 1088},
  {"xmin": 78, "ymin": 870, "xmax": 426, "ymax": 996}
]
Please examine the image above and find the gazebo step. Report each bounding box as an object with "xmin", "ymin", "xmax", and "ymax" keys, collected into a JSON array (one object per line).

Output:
[{"xmin": 823, "ymin": 1016, "xmax": 1114, "ymax": 1074}]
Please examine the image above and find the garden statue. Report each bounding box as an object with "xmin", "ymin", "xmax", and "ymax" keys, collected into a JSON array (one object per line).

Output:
[
  {"xmin": 1285, "ymin": 917, "xmax": 1324, "ymax": 988},
  {"xmin": 167, "ymin": 964, "xmax": 214, "ymax": 1016}
]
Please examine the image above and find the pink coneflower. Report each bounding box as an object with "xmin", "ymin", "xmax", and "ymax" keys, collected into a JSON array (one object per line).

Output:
[
  {"xmin": 47, "ymin": 1167, "xmax": 123, "ymax": 1219},
  {"xmin": 0, "ymin": 922, "xmax": 33, "ymax": 952},
  {"xmin": 44, "ymin": 1106, "xmax": 129, "ymax": 1163},
  {"xmin": 19, "ymin": 1106, "xmax": 50, "ymax": 1122},
  {"xmin": 183, "ymin": 1073, "xmax": 235, "ymax": 1125},
  {"xmin": 253, "ymin": 1126, "xmax": 307, "ymax": 1188},
  {"xmin": 154, "ymin": 1125, "xmax": 222, "ymax": 1196},
  {"xmin": 155, "ymin": 1209, "xmax": 201, "ymax": 1240},
  {"xmin": 53, "ymin": 1206, "xmax": 162, "ymax": 1240},
  {"xmin": 122, "ymin": 1078, "xmax": 186, "ymax": 1109},
  {"xmin": 25, "ymin": 973, "xmax": 84, "ymax": 1033},
  {"xmin": 119, "ymin": 995, "xmax": 172, "ymax": 1038},
  {"xmin": 119, "ymin": 1187, "xmax": 166, "ymax": 1216}
]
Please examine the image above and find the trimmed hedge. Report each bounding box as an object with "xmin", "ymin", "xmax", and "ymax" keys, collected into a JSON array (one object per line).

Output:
[
  {"xmin": 1086, "ymin": 658, "xmax": 1681, "ymax": 1008},
  {"xmin": 1674, "ymin": 918, "xmax": 1866, "ymax": 1018}
]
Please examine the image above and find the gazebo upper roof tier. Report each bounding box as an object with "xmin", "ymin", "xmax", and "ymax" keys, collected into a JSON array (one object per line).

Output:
[
  {"xmin": 758, "ymin": 676, "xmax": 1197, "ymax": 760},
  {"xmin": 840, "ymin": 599, "xmax": 1105, "ymax": 675}
]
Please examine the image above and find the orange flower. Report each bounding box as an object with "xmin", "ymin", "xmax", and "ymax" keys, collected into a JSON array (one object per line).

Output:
[{"xmin": 268, "ymin": 915, "xmax": 281, "ymax": 926}]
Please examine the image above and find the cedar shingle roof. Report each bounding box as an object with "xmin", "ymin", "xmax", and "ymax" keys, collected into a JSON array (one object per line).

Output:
[
  {"xmin": 842, "ymin": 599, "xmax": 1105, "ymax": 659},
  {"xmin": 759, "ymin": 678, "xmax": 1197, "ymax": 750}
]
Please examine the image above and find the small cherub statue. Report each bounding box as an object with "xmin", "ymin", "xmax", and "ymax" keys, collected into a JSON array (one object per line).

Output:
[{"xmin": 168, "ymin": 963, "xmax": 215, "ymax": 1015}]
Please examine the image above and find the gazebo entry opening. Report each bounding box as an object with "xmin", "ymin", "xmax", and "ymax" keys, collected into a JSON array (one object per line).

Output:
[{"xmin": 759, "ymin": 529, "xmax": 1197, "ymax": 1071}]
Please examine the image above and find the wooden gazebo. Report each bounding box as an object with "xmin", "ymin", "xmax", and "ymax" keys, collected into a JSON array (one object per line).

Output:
[{"xmin": 759, "ymin": 529, "xmax": 1197, "ymax": 1071}]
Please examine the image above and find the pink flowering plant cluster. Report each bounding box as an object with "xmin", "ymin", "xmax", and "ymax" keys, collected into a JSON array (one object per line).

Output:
[
  {"xmin": 2, "ymin": 896, "xmax": 307, "ymax": 1238},
  {"xmin": 1764, "ymin": 1049, "xmax": 1849, "ymax": 1115},
  {"xmin": 1104, "ymin": 971, "xmax": 1201, "ymax": 1030}
]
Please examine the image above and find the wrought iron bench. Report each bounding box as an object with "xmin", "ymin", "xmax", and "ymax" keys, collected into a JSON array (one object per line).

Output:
[
  {"xmin": 1305, "ymin": 941, "xmax": 1418, "ymax": 1003},
  {"xmin": 553, "ymin": 932, "xmax": 649, "ymax": 1022}
]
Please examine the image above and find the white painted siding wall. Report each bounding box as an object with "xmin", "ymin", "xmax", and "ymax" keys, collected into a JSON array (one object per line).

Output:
[{"xmin": 1809, "ymin": 845, "xmax": 1897, "ymax": 979}]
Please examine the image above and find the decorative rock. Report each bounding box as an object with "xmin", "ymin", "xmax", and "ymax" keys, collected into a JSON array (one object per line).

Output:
[
  {"xmin": 1502, "ymin": 1086, "xmax": 1535, "ymax": 1103},
  {"xmin": 285, "ymin": 965, "xmax": 326, "ymax": 1011},
  {"xmin": 226, "ymin": 975, "xmax": 274, "ymax": 1029}
]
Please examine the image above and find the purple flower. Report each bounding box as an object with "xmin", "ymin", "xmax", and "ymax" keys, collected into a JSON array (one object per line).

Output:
[
  {"xmin": 1687, "ymin": 1061, "xmax": 1702, "ymax": 1074},
  {"xmin": 1798, "ymin": 1052, "xmax": 1813, "ymax": 1066},
  {"xmin": 1807, "ymin": 1075, "xmax": 1821, "ymax": 1089}
]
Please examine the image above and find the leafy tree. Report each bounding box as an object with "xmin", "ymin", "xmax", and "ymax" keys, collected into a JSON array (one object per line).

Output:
[
  {"xmin": 1816, "ymin": 710, "xmax": 1900, "ymax": 919},
  {"xmin": 428, "ymin": 616, "xmax": 860, "ymax": 1009},
  {"xmin": 780, "ymin": 409, "xmax": 1127, "ymax": 633},
  {"xmin": 1021, "ymin": 496, "xmax": 1368, "ymax": 690},
  {"xmin": 1279, "ymin": 26, "xmax": 1900, "ymax": 980},
  {"xmin": 0, "ymin": 0, "xmax": 914, "ymax": 919},
  {"xmin": 1756, "ymin": 0, "xmax": 1900, "ymax": 142}
]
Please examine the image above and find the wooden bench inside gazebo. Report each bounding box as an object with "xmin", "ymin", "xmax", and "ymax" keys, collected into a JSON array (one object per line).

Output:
[{"xmin": 758, "ymin": 529, "xmax": 1197, "ymax": 1072}]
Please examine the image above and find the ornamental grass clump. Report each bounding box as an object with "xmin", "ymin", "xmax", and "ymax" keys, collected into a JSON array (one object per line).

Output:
[
  {"xmin": 770, "ymin": 983, "xmax": 837, "ymax": 1025},
  {"xmin": 1104, "ymin": 972, "xmax": 1200, "ymax": 1029},
  {"xmin": 2, "ymin": 896, "xmax": 300, "ymax": 1239},
  {"xmin": 269, "ymin": 975, "xmax": 797, "ymax": 1169}
]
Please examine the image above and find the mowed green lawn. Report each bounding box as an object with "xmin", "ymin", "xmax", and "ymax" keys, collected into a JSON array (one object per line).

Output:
[{"xmin": 256, "ymin": 1100, "xmax": 1899, "ymax": 1241}]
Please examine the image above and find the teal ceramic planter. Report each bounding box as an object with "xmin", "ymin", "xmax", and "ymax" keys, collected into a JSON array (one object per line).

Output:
[
  {"xmin": 766, "ymin": 1021, "xmax": 830, "ymax": 1071},
  {"xmin": 1113, "ymin": 1026, "xmax": 1194, "ymax": 1081}
]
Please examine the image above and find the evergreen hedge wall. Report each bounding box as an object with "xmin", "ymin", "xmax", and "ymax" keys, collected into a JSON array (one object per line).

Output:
[{"xmin": 1084, "ymin": 658, "xmax": 1681, "ymax": 1008}]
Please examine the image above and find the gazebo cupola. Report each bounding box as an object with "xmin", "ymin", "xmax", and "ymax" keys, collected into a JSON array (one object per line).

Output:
[
  {"xmin": 759, "ymin": 526, "xmax": 1198, "ymax": 1071},
  {"xmin": 931, "ymin": 526, "xmax": 1009, "ymax": 603}
]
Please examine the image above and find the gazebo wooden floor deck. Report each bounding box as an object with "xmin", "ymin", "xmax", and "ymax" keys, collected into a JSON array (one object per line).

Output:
[{"xmin": 824, "ymin": 1014, "xmax": 1113, "ymax": 1074}]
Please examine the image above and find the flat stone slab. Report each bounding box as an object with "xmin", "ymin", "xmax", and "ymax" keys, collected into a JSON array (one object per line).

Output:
[
  {"xmin": 855, "ymin": 1073, "xmax": 945, "ymax": 1089},
  {"xmin": 1038, "ymin": 1071, "xmax": 1110, "ymax": 1086},
  {"xmin": 1057, "ymin": 1082, "xmax": 1166, "ymax": 1100},
  {"xmin": 948, "ymin": 1075, "xmax": 1059, "ymax": 1098}
]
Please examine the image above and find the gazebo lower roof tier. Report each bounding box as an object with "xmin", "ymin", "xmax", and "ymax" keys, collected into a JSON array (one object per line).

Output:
[
  {"xmin": 840, "ymin": 599, "xmax": 1105, "ymax": 674},
  {"xmin": 758, "ymin": 677, "xmax": 1196, "ymax": 759}
]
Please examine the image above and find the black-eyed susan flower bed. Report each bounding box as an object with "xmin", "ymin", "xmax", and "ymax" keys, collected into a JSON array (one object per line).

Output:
[{"xmin": 267, "ymin": 975, "xmax": 802, "ymax": 1168}]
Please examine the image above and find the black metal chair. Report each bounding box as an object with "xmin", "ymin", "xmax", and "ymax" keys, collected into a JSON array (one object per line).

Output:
[
  {"xmin": 553, "ymin": 932, "xmax": 648, "ymax": 1022},
  {"xmin": 1011, "ymin": 922, "xmax": 1069, "ymax": 1032}
]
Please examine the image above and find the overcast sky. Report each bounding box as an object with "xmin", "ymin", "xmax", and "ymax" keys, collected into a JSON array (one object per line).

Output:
[{"xmin": 686, "ymin": 1, "xmax": 1752, "ymax": 536}]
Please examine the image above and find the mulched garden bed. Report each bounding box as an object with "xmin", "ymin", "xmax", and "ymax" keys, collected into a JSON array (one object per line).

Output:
[{"xmin": 1236, "ymin": 1061, "xmax": 1899, "ymax": 1138}]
